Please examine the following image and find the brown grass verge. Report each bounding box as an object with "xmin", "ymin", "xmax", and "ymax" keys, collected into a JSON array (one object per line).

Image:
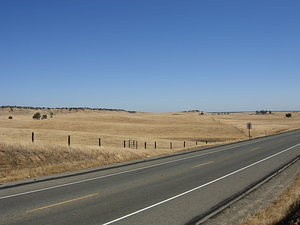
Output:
[
  {"xmin": 0, "ymin": 142, "xmax": 148, "ymax": 184},
  {"xmin": 0, "ymin": 140, "xmax": 224, "ymax": 184},
  {"xmin": 243, "ymin": 173, "xmax": 300, "ymax": 225}
]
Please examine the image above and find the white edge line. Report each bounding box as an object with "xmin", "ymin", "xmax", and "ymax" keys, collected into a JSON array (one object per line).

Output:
[
  {"xmin": 0, "ymin": 144, "xmax": 248, "ymax": 200},
  {"xmin": 102, "ymin": 143, "xmax": 300, "ymax": 225}
]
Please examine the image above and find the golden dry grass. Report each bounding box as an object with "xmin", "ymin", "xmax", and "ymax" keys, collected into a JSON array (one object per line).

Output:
[
  {"xmin": 243, "ymin": 173, "xmax": 300, "ymax": 225},
  {"xmin": 0, "ymin": 142, "xmax": 144, "ymax": 183},
  {"xmin": 0, "ymin": 107, "xmax": 300, "ymax": 183}
]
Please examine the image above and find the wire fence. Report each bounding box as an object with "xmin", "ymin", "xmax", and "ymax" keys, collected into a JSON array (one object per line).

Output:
[{"xmin": 0, "ymin": 129, "xmax": 213, "ymax": 150}]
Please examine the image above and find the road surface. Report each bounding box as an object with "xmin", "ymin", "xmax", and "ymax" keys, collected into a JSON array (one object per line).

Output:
[{"xmin": 0, "ymin": 130, "xmax": 299, "ymax": 225}]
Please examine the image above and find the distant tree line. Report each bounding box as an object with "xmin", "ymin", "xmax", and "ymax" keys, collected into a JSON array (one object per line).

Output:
[
  {"xmin": 256, "ymin": 110, "xmax": 272, "ymax": 115},
  {"xmin": 216, "ymin": 112, "xmax": 230, "ymax": 115},
  {"xmin": 183, "ymin": 110, "xmax": 201, "ymax": 113},
  {"xmin": 1, "ymin": 105, "xmax": 136, "ymax": 113},
  {"xmin": 182, "ymin": 110, "xmax": 207, "ymax": 115}
]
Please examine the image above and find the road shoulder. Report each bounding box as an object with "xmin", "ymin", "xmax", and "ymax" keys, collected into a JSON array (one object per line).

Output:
[{"xmin": 200, "ymin": 159, "xmax": 300, "ymax": 225}]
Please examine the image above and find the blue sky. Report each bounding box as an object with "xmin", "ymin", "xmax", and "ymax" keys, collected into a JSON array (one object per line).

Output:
[{"xmin": 1, "ymin": 0, "xmax": 299, "ymax": 112}]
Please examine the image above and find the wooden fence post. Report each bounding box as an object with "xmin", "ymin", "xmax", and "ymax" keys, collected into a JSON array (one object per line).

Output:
[
  {"xmin": 154, "ymin": 141, "xmax": 157, "ymax": 149},
  {"xmin": 99, "ymin": 138, "xmax": 101, "ymax": 147},
  {"xmin": 124, "ymin": 140, "xmax": 126, "ymax": 148},
  {"xmin": 184, "ymin": 141, "xmax": 186, "ymax": 148},
  {"xmin": 68, "ymin": 135, "xmax": 71, "ymax": 146},
  {"xmin": 170, "ymin": 142, "xmax": 172, "ymax": 149},
  {"xmin": 144, "ymin": 142, "xmax": 147, "ymax": 149},
  {"xmin": 32, "ymin": 132, "xmax": 34, "ymax": 143}
]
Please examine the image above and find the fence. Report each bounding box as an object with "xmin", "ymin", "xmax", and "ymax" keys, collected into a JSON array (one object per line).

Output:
[{"xmin": 3, "ymin": 131, "xmax": 211, "ymax": 150}]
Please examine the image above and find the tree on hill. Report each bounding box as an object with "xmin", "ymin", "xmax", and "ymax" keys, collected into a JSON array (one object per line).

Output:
[{"xmin": 32, "ymin": 112, "xmax": 41, "ymax": 120}]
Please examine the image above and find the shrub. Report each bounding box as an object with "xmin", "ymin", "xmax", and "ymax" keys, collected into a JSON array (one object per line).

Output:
[
  {"xmin": 286, "ymin": 113, "xmax": 292, "ymax": 118},
  {"xmin": 33, "ymin": 112, "xmax": 41, "ymax": 120},
  {"xmin": 128, "ymin": 111, "xmax": 136, "ymax": 113},
  {"xmin": 50, "ymin": 112, "xmax": 54, "ymax": 118},
  {"xmin": 42, "ymin": 114, "xmax": 47, "ymax": 120},
  {"xmin": 8, "ymin": 116, "xmax": 13, "ymax": 119},
  {"xmin": 256, "ymin": 110, "xmax": 268, "ymax": 115}
]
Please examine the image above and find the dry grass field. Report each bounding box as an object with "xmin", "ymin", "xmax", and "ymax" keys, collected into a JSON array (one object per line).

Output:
[
  {"xmin": 0, "ymin": 107, "xmax": 300, "ymax": 184},
  {"xmin": 243, "ymin": 173, "xmax": 300, "ymax": 225}
]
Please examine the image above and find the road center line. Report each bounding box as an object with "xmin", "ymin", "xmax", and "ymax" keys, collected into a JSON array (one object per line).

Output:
[
  {"xmin": 0, "ymin": 142, "xmax": 253, "ymax": 200},
  {"xmin": 102, "ymin": 143, "xmax": 300, "ymax": 225},
  {"xmin": 192, "ymin": 161, "xmax": 214, "ymax": 168},
  {"xmin": 249, "ymin": 147, "xmax": 261, "ymax": 152},
  {"xmin": 27, "ymin": 193, "xmax": 99, "ymax": 213}
]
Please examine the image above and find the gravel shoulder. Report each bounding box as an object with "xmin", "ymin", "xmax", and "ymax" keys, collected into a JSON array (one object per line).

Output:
[{"xmin": 200, "ymin": 159, "xmax": 300, "ymax": 225}]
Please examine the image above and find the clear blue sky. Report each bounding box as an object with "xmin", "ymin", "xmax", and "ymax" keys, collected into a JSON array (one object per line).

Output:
[{"xmin": 1, "ymin": 0, "xmax": 299, "ymax": 112}]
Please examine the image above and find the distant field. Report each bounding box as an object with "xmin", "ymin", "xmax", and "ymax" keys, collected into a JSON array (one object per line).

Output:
[{"xmin": 0, "ymin": 107, "xmax": 299, "ymax": 183}]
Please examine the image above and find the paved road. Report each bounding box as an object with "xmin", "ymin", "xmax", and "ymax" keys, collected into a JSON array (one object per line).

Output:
[{"xmin": 0, "ymin": 130, "xmax": 299, "ymax": 225}]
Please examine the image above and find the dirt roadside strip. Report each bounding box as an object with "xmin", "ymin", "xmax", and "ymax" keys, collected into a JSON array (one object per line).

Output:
[{"xmin": 196, "ymin": 155, "xmax": 300, "ymax": 225}]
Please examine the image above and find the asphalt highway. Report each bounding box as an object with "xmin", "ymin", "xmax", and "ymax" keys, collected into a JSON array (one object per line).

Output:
[{"xmin": 0, "ymin": 130, "xmax": 299, "ymax": 225}]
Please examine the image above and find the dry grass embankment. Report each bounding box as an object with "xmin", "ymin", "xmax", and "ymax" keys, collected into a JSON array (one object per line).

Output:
[
  {"xmin": 0, "ymin": 107, "xmax": 299, "ymax": 184},
  {"xmin": 0, "ymin": 142, "xmax": 144, "ymax": 184},
  {"xmin": 243, "ymin": 173, "xmax": 300, "ymax": 225}
]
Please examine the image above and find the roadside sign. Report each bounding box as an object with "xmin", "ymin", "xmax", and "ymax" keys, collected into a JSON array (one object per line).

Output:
[
  {"xmin": 247, "ymin": 123, "xmax": 252, "ymax": 139},
  {"xmin": 247, "ymin": 122, "xmax": 252, "ymax": 129}
]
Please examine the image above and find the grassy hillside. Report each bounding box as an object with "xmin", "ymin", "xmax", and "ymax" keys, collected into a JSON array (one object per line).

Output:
[{"xmin": 0, "ymin": 107, "xmax": 299, "ymax": 183}]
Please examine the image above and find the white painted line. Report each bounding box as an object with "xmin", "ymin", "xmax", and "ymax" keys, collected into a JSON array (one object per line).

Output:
[
  {"xmin": 0, "ymin": 143, "xmax": 247, "ymax": 200},
  {"xmin": 102, "ymin": 143, "xmax": 300, "ymax": 225}
]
